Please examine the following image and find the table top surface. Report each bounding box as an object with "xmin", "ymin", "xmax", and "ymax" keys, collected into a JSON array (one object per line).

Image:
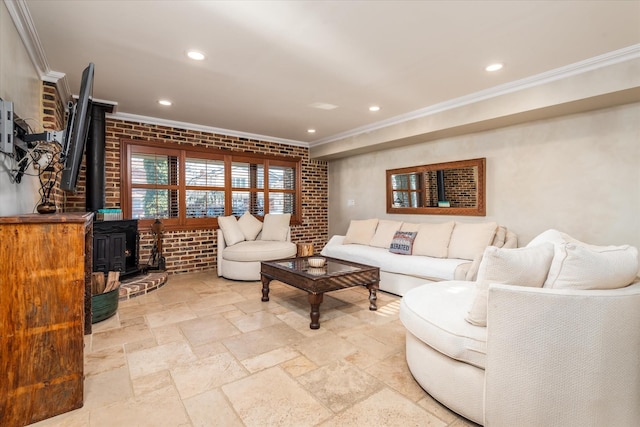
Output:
[{"xmin": 262, "ymin": 256, "xmax": 378, "ymax": 279}]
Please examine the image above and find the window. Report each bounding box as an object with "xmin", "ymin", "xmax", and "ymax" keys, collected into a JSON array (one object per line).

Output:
[{"xmin": 121, "ymin": 139, "xmax": 302, "ymax": 229}]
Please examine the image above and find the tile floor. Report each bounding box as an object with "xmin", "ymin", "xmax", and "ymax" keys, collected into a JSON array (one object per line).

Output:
[{"xmin": 31, "ymin": 271, "xmax": 478, "ymax": 427}]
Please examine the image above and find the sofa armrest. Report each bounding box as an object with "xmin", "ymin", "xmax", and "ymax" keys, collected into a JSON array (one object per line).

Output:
[
  {"xmin": 502, "ymin": 230, "xmax": 518, "ymax": 248},
  {"xmin": 217, "ymin": 229, "xmax": 226, "ymax": 276},
  {"xmin": 320, "ymin": 235, "xmax": 346, "ymax": 255},
  {"xmin": 484, "ymin": 283, "xmax": 640, "ymax": 427}
]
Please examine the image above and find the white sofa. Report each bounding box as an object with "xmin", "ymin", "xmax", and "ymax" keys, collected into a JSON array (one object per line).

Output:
[
  {"xmin": 321, "ymin": 219, "xmax": 517, "ymax": 296},
  {"xmin": 217, "ymin": 213, "xmax": 297, "ymax": 281},
  {"xmin": 399, "ymin": 230, "xmax": 640, "ymax": 426}
]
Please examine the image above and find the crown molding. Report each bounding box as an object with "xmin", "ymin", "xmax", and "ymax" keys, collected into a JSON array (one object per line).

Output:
[
  {"xmin": 4, "ymin": 0, "xmax": 71, "ymax": 101},
  {"xmin": 310, "ymin": 43, "xmax": 640, "ymax": 147},
  {"xmin": 108, "ymin": 112, "xmax": 309, "ymax": 148}
]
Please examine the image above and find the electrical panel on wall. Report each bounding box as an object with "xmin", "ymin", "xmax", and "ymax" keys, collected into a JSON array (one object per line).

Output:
[{"xmin": 0, "ymin": 99, "xmax": 14, "ymax": 154}]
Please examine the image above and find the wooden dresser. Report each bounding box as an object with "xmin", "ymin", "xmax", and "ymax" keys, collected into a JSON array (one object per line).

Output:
[{"xmin": 0, "ymin": 212, "xmax": 93, "ymax": 426}]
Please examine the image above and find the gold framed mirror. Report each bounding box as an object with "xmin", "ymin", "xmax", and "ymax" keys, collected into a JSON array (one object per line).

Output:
[{"xmin": 386, "ymin": 158, "xmax": 486, "ymax": 216}]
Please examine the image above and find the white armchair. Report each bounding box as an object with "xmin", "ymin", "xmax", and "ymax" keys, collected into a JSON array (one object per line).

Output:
[
  {"xmin": 216, "ymin": 213, "xmax": 298, "ymax": 281},
  {"xmin": 484, "ymin": 282, "xmax": 640, "ymax": 426},
  {"xmin": 400, "ymin": 280, "xmax": 640, "ymax": 426},
  {"xmin": 217, "ymin": 228, "xmax": 296, "ymax": 281}
]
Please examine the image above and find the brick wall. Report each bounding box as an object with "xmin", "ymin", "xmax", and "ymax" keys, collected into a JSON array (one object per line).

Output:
[
  {"xmin": 425, "ymin": 168, "xmax": 477, "ymax": 208},
  {"xmin": 63, "ymin": 117, "xmax": 329, "ymax": 275},
  {"xmin": 443, "ymin": 167, "xmax": 477, "ymax": 208},
  {"xmin": 41, "ymin": 82, "xmax": 66, "ymax": 208}
]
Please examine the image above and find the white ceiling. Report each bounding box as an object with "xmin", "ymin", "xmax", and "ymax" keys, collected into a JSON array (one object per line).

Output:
[{"xmin": 20, "ymin": 0, "xmax": 640, "ymax": 145}]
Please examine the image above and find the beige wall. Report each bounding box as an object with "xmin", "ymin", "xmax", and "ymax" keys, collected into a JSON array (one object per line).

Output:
[
  {"xmin": 0, "ymin": 2, "xmax": 43, "ymax": 215},
  {"xmin": 328, "ymin": 102, "xmax": 640, "ymax": 249}
]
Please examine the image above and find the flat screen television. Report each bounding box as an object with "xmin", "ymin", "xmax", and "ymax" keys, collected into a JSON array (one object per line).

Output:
[{"xmin": 60, "ymin": 62, "xmax": 94, "ymax": 192}]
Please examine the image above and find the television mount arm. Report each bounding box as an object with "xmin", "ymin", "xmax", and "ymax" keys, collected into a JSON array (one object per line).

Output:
[{"xmin": 12, "ymin": 129, "xmax": 65, "ymax": 183}]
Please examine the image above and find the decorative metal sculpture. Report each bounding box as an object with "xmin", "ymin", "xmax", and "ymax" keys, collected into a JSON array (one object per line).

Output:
[{"xmin": 147, "ymin": 219, "xmax": 166, "ymax": 271}]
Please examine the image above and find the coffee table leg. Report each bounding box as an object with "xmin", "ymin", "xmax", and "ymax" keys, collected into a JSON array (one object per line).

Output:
[
  {"xmin": 261, "ymin": 276, "xmax": 271, "ymax": 302},
  {"xmin": 366, "ymin": 282, "xmax": 378, "ymax": 311},
  {"xmin": 308, "ymin": 293, "xmax": 324, "ymax": 329}
]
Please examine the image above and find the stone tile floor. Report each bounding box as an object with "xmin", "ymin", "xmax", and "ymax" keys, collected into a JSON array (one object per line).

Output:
[{"xmin": 31, "ymin": 271, "xmax": 478, "ymax": 427}]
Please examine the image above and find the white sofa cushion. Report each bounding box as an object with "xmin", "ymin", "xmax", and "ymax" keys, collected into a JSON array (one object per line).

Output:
[
  {"xmin": 343, "ymin": 218, "xmax": 378, "ymax": 245},
  {"xmin": 527, "ymin": 229, "xmax": 639, "ymax": 290},
  {"xmin": 238, "ymin": 211, "xmax": 263, "ymax": 241},
  {"xmin": 544, "ymin": 243, "xmax": 639, "ymax": 290},
  {"xmin": 260, "ymin": 213, "xmax": 291, "ymax": 241},
  {"xmin": 223, "ymin": 240, "xmax": 297, "ymax": 262},
  {"xmin": 400, "ymin": 281, "xmax": 487, "ymax": 369},
  {"xmin": 466, "ymin": 244, "xmax": 555, "ymax": 326},
  {"xmin": 448, "ymin": 222, "xmax": 498, "ymax": 260},
  {"xmin": 526, "ymin": 228, "xmax": 577, "ymax": 247},
  {"xmin": 413, "ymin": 221, "xmax": 455, "ymax": 258},
  {"xmin": 369, "ymin": 220, "xmax": 403, "ymax": 248},
  {"xmin": 324, "ymin": 242, "xmax": 469, "ymax": 281},
  {"xmin": 400, "ymin": 222, "xmax": 420, "ymax": 232},
  {"xmin": 218, "ymin": 215, "xmax": 245, "ymax": 246}
]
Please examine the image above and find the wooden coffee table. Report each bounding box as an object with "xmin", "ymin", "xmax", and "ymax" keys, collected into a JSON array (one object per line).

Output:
[{"xmin": 260, "ymin": 256, "xmax": 380, "ymax": 329}]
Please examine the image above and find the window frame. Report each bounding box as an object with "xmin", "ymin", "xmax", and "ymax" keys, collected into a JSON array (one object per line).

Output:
[{"xmin": 120, "ymin": 139, "xmax": 302, "ymax": 230}]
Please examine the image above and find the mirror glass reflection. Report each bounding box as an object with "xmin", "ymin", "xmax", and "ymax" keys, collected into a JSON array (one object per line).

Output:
[{"xmin": 386, "ymin": 158, "xmax": 485, "ymax": 216}]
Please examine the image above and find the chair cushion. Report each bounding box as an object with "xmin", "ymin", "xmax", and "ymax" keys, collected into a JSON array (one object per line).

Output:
[
  {"xmin": 544, "ymin": 243, "xmax": 638, "ymax": 290},
  {"xmin": 466, "ymin": 244, "xmax": 554, "ymax": 326},
  {"xmin": 527, "ymin": 229, "xmax": 639, "ymax": 290},
  {"xmin": 260, "ymin": 213, "xmax": 291, "ymax": 241},
  {"xmin": 218, "ymin": 215, "xmax": 245, "ymax": 246},
  {"xmin": 400, "ymin": 281, "xmax": 487, "ymax": 369},
  {"xmin": 238, "ymin": 211, "xmax": 263, "ymax": 241},
  {"xmin": 222, "ymin": 240, "xmax": 296, "ymax": 262}
]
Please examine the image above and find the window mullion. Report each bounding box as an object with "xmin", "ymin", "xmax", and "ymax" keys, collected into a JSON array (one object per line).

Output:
[{"xmin": 123, "ymin": 139, "xmax": 300, "ymax": 227}]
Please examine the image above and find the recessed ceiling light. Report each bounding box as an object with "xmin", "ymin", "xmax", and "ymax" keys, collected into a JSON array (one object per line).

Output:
[
  {"xmin": 158, "ymin": 99, "xmax": 172, "ymax": 106},
  {"xmin": 369, "ymin": 105, "xmax": 381, "ymax": 112},
  {"xmin": 187, "ymin": 50, "xmax": 205, "ymax": 61},
  {"xmin": 307, "ymin": 129, "xmax": 316, "ymax": 134},
  {"xmin": 309, "ymin": 102, "xmax": 338, "ymax": 110},
  {"xmin": 485, "ymin": 63, "xmax": 504, "ymax": 72}
]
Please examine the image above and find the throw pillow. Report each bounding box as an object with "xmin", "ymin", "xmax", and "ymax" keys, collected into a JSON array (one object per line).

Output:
[
  {"xmin": 218, "ymin": 215, "xmax": 245, "ymax": 246},
  {"xmin": 343, "ymin": 219, "xmax": 379, "ymax": 245},
  {"xmin": 466, "ymin": 243, "xmax": 555, "ymax": 327},
  {"xmin": 544, "ymin": 243, "xmax": 639, "ymax": 290},
  {"xmin": 448, "ymin": 222, "xmax": 498, "ymax": 260},
  {"xmin": 389, "ymin": 231, "xmax": 417, "ymax": 255},
  {"xmin": 526, "ymin": 229, "xmax": 577, "ymax": 247},
  {"xmin": 369, "ymin": 220, "xmax": 403, "ymax": 248},
  {"xmin": 260, "ymin": 213, "xmax": 291, "ymax": 241},
  {"xmin": 237, "ymin": 211, "xmax": 263, "ymax": 241},
  {"xmin": 412, "ymin": 221, "xmax": 455, "ymax": 258}
]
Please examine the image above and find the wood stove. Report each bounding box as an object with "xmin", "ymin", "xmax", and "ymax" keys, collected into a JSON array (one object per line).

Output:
[{"xmin": 93, "ymin": 219, "xmax": 139, "ymax": 278}]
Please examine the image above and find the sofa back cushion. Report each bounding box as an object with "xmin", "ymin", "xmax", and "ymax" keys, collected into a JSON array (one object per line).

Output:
[
  {"xmin": 400, "ymin": 222, "xmax": 420, "ymax": 232},
  {"xmin": 344, "ymin": 219, "xmax": 379, "ymax": 245},
  {"xmin": 412, "ymin": 221, "xmax": 455, "ymax": 258},
  {"xmin": 369, "ymin": 220, "xmax": 403, "ymax": 248},
  {"xmin": 260, "ymin": 213, "xmax": 291, "ymax": 241},
  {"xmin": 218, "ymin": 215, "xmax": 245, "ymax": 246},
  {"xmin": 448, "ymin": 222, "xmax": 498, "ymax": 260},
  {"xmin": 238, "ymin": 211, "xmax": 263, "ymax": 241},
  {"xmin": 466, "ymin": 243, "xmax": 554, "ymax": 326}
]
